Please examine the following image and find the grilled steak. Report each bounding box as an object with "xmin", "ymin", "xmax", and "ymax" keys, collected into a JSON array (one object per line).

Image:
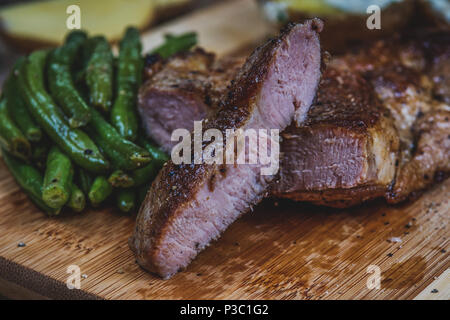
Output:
[
  {"xmin": 138, "ymin": 48, "xmax": 244, "ymax": 153},
  {"xmin": 138, "ymin": 29, "xmax": 449, "ymax": 207},
  {"xmin": 130, "ymin": 20, "xmax": 323, "ymax": 278},
  {"xmin": 330, "ymin": 30, "xmax": 450, "ymax": 203},
  {"xmin": 271, "ymin": 67, "xmax": 399, "ymax": 207}
]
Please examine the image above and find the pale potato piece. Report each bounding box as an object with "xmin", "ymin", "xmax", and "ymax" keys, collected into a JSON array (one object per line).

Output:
[{"xmin": 0, "ymin": 0, "xmax": 156, "ymax": 48}]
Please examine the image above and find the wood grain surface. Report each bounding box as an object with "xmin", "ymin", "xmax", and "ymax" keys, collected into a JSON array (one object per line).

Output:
[
  {"xmin": 139, "ymin": 0, "xmax": 273, "ymax": 56},
  {"xmin": 0, "ymin": 157, "xmax": 448, "ymax": 299},
  {"xmin": 0, "ymin": 0, "xmax": 448, "ymax": 300}
]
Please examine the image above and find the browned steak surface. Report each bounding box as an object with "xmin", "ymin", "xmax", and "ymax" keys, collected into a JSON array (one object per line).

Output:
[
  {"xmin": 271, "ymin": 67, "xmax": 399, "ymax": 207},
  {"xmin": 138, "ymin": 48, "xmax": 243, "ymax": 153},
  {"xmin": 331, "ymin": 29, "xmax": 450, "ymax": 203},
  {"xmin": 130, "ymin": 20, "xmax": 323, "ymax": 278},
  {"xmin": 280, "ymin": 29, "xmax": 449, "ymax": 206},
  {"xmin": 137, "ymin": 29, "xmax": 449, "ymax": 209}
]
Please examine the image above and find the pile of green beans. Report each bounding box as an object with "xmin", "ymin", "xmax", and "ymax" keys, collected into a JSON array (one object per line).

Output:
[{"xmin": 0, "ymin": 27, "xmax": 197, "ymax": 216}]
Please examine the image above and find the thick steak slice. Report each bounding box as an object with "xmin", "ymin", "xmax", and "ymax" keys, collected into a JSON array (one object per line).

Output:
[
  {"xmin": 275, "ymin": 30, "xmax": 450, "ymax": 206},
  {"xmin": 271, "ymin": 67, "xmax": 399, "ymax": 207},
  {"xmin": 138, "ymin": 48, "xmax": 243, "ymax": 153},
  {"xmin": 130, "ymin": 20, "xmax": 323, "ymax": 278},
  {"xmin": 332, "ymin": 29, "xmax": 450, "ymax": 203}
]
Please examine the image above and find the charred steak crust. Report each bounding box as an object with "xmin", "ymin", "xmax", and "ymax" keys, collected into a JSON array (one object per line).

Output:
[
  {"xmin": 279, "ymin": 185, "xmax": 389, "ymax": 208},
  {"xmin": 138, "ymin": 48, "xmax": 243, "ymax": 153},
  {"xmin": 130, "ymin": 20, "xmax": 323, "ymax": 278},
  {"xmin": 332, "ymin": 29, "xmax": 450, "ymax": 203},
  {"xmin": 272, "ymin": 67, "xmax": 399, "ymax": 207},
  {"xmin": 295, "ymin": 67, "xmax": 387, "ymax": 131},
  {"xmin": 387, "ymin": 106, "xmax": 450, "ymax": 203}
]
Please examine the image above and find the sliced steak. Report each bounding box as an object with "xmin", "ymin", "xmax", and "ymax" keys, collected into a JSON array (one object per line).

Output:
[
  {"xmin": 271, "ymin": 67, "xmax": 399, "ymax": 207},
  {"xmin": 137, "ymin": 29, "xmax": 449, "ymax": 207},
  {"xmin": 138, "ymin": 48, "xmax": 243, "ymax": 153},
  {"xmin": 274, "ymin": 30, "xmax": 450, "ymax": 206},
  {"xmin": 130, "ymin": 20, "xmax": 323, "ymax": 278},
  {"xmin": 331, "ymin": 29, "xmax": 450, "ymax": 203}
]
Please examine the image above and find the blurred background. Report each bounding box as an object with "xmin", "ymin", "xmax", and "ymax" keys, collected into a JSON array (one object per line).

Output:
[
  {"xmin": 0, "ymin": 0, "xmax": 448, "ymax": 100},
  {"xmin": 0, "ymin": 0, "xmax": 219, "ymax": 84}
]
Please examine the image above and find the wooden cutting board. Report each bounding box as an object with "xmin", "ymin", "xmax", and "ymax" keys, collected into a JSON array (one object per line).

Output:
[{"xmin": 0, "ymin": 0, "xmax": 448, "ymax": 300}]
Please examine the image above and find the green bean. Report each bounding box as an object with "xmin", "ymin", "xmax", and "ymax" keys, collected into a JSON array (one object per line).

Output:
[
  {"xmin": 31, "ymin": 140, "xmax": 50, "ymax": 170},
  {"xmin": 18, "ymin": 50, "xmax": 110, "ymax": 173},
  {"xmin": 47, "ymin": 30, "xmax": 91, "ymax": 128},
  {"xmin": 109, "ymin": 138, "xmax": 166, "ymax": 187},
  {"xmin": 87, "ymin": 108, "xmax": 150, "ymax": 170},
  {"xmin": 104, "ymin": 136, "xmax": 167, "ymax": 188},
  {"xmin": 42, "ymin": 146, "xmax": 73, "ymax": 209},
  {"xmin": 85, "ymin": 36, "xmax": 113, "ymax": 113},
  {"xmin": 111, "ymin": 153, "xmax": 163, "ymax": 188},
  {"xmin": 136, "ymin": 136, "xmax": 169, "ymax": 165},
  {"xmin": 108, "ymin": 170, "xmax": 134, "ymax": 188},
  {"xmin": 88, "ymin": 176, "xmax": 112, "ymax": 206},
  {"xmin": 4, "ymin": 57, "xmax": 42, "ymax": 142},
  {"xmin": 110, "ymin": 27, "xmax": 142, "ymax": 141},
  {"xmin": 77, "ymin": 35, "xmax": 99, "ymax": 72},
  {"xmin": 0, "ymin": 98, "xmax": 31, "ymax": 160},
  {"xmin": 129, "ymin": 163, "xmax": 159, "ymax": 186},
  {"xmin": 116, "ymin": 188, "xmax": 136, "ymax": 213},
  {"xmin": 77, "ymin": 169, "xmax": 93, "ymax": 195},
  {"xmin": 152, "ymin": 32, "xmax": 198, "ymax": 59},
  {"xmin": 73, "ymin": 39, "xmax": 94, "ymax": 85},
  {"xmin": 129, "ymin": 136, "xmax": 168, "ymax": 186},
  {"xmin": 67, "ymin": 183, "xmax": 85, "ymax": 212},
  {"xmin": 31, "ymin": 143, "xmax": 48, "ymax": 161},
  {"xmin": 2, "ymin": 149, "xmax": 59, "ymax": 215}
]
